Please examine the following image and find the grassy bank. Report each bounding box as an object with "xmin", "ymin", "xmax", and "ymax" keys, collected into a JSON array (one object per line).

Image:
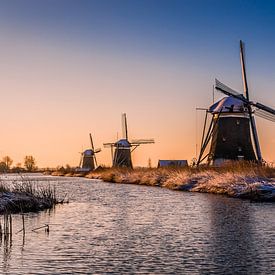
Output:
[
  {"xmin": 85, "ymin": 162, "xmax": 275, "ymax": 202},
  {"xmin": 0, "ymin": 176, "xmax": 65, "ymax": 214}
]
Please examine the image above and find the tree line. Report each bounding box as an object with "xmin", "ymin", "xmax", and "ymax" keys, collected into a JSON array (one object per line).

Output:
[{"xmin": 0, "ymin": 155, "xmax": 37, "ymax": 173}]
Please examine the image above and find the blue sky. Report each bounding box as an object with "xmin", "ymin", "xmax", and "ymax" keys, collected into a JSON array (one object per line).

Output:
[
  {"xmin": 0, "ymin": 0, "xmax": 274, "ymax": 166},
  {"xmin": 1, "ymin": 0, "xmax": 275, "ymax": 91},
  {"xmin": 1, "ymin": 1, "xmax": 275, "ymax": 51}
]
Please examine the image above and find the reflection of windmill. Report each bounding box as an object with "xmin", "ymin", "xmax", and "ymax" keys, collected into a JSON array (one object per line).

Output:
[
  {"xmin": 104, "ymin": 113, "xmax": 154, "ymax": 168},
  {"xmin": 197, "ymin": 40, "xmax": 275, "ymax": 165},
  {"xmin": 78, "ymin": 133, "xmax": 101, "ymax": 171}
]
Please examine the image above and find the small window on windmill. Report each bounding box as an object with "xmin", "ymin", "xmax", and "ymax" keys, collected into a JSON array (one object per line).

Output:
[
  {"xmin": 236, "ymin": 119, "xmax": 240, "ymax": 125},
  {"xmin": 238, "ymin": 146, "xmax": 242, "ymax": 152},
  {"xmin": 222, "ymin": 137, "xmax": 226, "ymax": 142}
]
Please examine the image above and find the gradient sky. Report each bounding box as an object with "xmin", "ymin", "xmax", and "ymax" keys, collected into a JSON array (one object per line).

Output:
[{"xmin": 0, "ymin": 0, "xmax": 274, "ymax": 167}]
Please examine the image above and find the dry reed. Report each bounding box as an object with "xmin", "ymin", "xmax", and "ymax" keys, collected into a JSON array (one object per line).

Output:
[
  {"xmin": 87, "ymin": 161, "xmax": 275, "ymax": 201},
  {"xmin": 0, "ymin": 177, "xmax": 65, "ymax": 214}
]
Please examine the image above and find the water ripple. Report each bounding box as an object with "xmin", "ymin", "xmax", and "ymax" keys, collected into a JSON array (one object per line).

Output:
[{"xmin": 0, "ymin": 174, "xmax": 274, "ymax": 274}]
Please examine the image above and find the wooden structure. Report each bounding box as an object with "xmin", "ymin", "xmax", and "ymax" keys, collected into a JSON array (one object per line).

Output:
[
  {"xmin": 197, "ymin": 41, "xmax": 275, "ymax": 165},
  {"xmin": 77, "ymin": 133, "xmax": 101, "ymax": 172},
  {"xmin": 104, "ymin": 113, "xmax": 154, "ymax": 168}
]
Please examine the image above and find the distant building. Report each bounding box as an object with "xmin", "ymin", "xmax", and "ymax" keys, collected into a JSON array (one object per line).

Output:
[{"xmin": 157, "ymin": 160, "xmax": 188, "ymax": 168}]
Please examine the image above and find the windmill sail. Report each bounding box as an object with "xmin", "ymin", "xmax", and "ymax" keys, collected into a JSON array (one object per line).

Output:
[
  {"xmin": 89, "ymin": 133, "xmax": 95, "ymax": 151},
  {"xmin": 103, "ymin": 142, "xmax": 115, "ymax": 147},
  {"xmin": 131, "ymin": 139, "xmax": 155, "ymax": 144},
  {"xmin": 94, "ymin": 148, "xmax": 101, "ymax": 153},
  {"xmin": 104, "ymin": 113, "xmax": 154, "ymax": 168},
  {"xmin": 216, "ymin": 79, "xmax": 275, "ymax": 118},
  {"xmin": 240, "ymin": 40, "xmax": 249, "ymax": 100},
  {"xmin": 89, "ymin": 133, "xmax": 97, "ymax": 166},
  {"xmin": 239, "ymin": 40, "xmax": 262, "ymax": 161},
  {"xmin": 254, "ymin": 109, "xmax": 275, "ymax": 122},
  {"xmin": 253, "ymin": 102, "xmax": 275, "ymax": 115},
  {"xmin": 121, "ymin": 113, "xmax": 128, "ymax": 139},
  {"xmin": 215, "ymin": 79, "xmax": 245, "ymax": 100}
]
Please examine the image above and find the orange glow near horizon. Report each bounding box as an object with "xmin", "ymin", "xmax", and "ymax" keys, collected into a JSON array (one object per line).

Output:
[{"xmin": 0, "ymin": 33, "xmax": 274, "ymax": 168}]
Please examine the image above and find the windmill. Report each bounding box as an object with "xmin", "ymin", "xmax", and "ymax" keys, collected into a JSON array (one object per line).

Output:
[
  {"xmin": 78, "ymin": 133, "xmax": 101, "ymax": 171},
  {"xmin": 197, "ymin": 40, "xmax": 275, "ymax": 165},
  {"xmin": 104, "ymin": 113, "xmax": 154, "ymax": 168}
]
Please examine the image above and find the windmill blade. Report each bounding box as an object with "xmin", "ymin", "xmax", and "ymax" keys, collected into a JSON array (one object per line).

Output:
[
  {"xmin": 255, "ymin": 112, "xmax": 275, "ymax": 122},
  {"xmin": 94, "ymin": 148, "xmax": 101, "ymax": 153},
  {"xmin": 78, "ymin": 153, "xmax": 83, "ymax": 167},
  {"xmin": 240, "ymin": 40, "xmax": 262, "ymax": 161},
  {"xmin": 103, "ymin": 143, "xmax": 115, "ymax": 148},
  {"xmin": 130, "ymin": 139, "xmax": 155, "ymax": 144},
  {"xmin": 79, "ymin": 158, "xmax": 82, "ymax": 168},
  {"xmin": 252, "ymin": 102, "xmax": 275, "ymax": 115},
  {"xmin": 215, "ymin": 79, "xmax": 246, "ymax": 100},
  {"xmin": 89, "ymin": 133, "xmax": 98, "ymax": 167},
  {"xmin": 94, "ymin": 155, "xmax": 98, "ymax": 167},
  {"xmin": 122, "ymin": 113, "xmax": 128, "ymax": 140},
  {"xmin": 240, "ymin": 40, "xmax": 250, "ymax": 100},
  {"xmin": 254, "ymin": 109, "xmax": 275, "ymax": 122},
  {"xmin": 89, "ymin": 133, "xmax": 95, "ymax": 151}
]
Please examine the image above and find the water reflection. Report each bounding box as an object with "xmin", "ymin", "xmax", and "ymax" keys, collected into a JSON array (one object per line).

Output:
[
  {"xmin": 0, "ymin": 174, "xmax": 274, "ymax": 274},
  {"xmin": 1, "ymin": 227, "xmax": 12, "ymax": 272},
  {"xmin": 203, "ymin": 197, "xmax": 259, "ymax": 274}
]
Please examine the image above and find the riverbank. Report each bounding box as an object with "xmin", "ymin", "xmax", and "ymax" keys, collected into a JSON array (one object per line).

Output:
[
  {"xmin": 0, "ymin": 177, "xmax": 64, "ymax": 214},
  {"xmin": 49, "ymin": 163, "xmax": 275, "ymax": 202}
]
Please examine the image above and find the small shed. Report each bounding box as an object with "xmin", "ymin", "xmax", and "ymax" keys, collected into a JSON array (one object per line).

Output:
[{"xmin": 157, "ymin": 160, "xmax": 188, "ymax": 168}]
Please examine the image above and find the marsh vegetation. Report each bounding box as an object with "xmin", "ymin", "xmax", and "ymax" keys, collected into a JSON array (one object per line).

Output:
[
  {"xmin": 87, "ymin": 162, "xmax": 275, "ymax": 202},
  {"xmin": 0, "ymin": 176, "xmax": 66, "ymax": 214}
]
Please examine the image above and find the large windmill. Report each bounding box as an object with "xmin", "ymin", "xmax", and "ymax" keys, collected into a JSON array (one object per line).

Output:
[
  {"xmin": 104, "ymin": 113, "xmax": 154, "ymax": 168},
  {"xmin": 77, "ymin": 133, "xmax": 101, "ymax": 171},
  {"xmin": 197, "ymin": 40, "xmax": 275, "ymax": 165}
]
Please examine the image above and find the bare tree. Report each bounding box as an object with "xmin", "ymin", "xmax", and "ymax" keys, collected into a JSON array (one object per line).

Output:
[
  {"xmin": 24, "ymin": 156, "xmax": 37, "ymax": 172},
  {"xmin": 0, "ymin": 162, "xmax": 7, "ymax": 172},
  {"xmin": 2, "ymin": 156, "xmax": 13, "ymax": 171}
]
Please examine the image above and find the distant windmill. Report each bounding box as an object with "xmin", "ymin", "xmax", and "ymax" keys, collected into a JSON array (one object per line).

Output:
[
  {"xmin": 104, "ymin": 113, "xmax": 154, "ymax": 168},
  {"xmin": 197, "ymin": 40, "xmax": 275, "ymax": 165},
  {"xmin": 78, "ymin": 133, "xmax": 101, "ymax": 171}
]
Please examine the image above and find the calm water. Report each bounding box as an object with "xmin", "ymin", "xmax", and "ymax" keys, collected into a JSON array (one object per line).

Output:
[{"xmin": 0, "ymin": 174, "xmax": 274, "ymax": 274}]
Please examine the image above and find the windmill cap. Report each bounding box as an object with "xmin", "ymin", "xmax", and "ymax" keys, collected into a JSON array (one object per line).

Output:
[
  {"xmin": 115, "ymin": 139, "xmax": 131, "ymax": 147},
  {"xmin": 209, "ymin": 96, "xmax": 247, "ymax": 114},
  {"xmin": 83, "ymin": 149, "xmax": 94, "ymax": 155}
]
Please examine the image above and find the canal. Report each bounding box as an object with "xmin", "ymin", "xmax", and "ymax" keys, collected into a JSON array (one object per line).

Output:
[{"xmin": 0, "ymin": 174, "xmax": 274, "ymax": 274}]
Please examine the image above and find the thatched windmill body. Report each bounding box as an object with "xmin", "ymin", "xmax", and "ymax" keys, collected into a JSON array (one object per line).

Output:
[
  {"xmin": 78, "ymin": 133, "xmax": 101, "ymax": 171},
  {"xmin": 104, "ymin": 113, "xmax": 154, "ymax": 168},
  {"xmin": 197, "ymin": 41, "xmax": 275, "ymax": 165}
]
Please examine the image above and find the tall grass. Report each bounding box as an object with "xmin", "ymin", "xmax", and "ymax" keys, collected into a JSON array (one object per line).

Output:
[
  {"xmin": 0, "ymin": 176, "xmax": 64, "ymax": 214},
  {"xmin": 88, "ymin": 161, "xmax": 275, "ymax": 201}
]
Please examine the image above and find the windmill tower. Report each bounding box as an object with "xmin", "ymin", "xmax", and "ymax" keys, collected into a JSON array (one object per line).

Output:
[
  {"xmin": 78, "ymin": 133, "xmax": 101, "ymax": 171},
  {"xmin": 197, "ymin": 41, "xmax": 275, "ymax": 165},
  {"xmin": 104, "ymin": 113, "xmax": 154, "ymax": 168}
]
